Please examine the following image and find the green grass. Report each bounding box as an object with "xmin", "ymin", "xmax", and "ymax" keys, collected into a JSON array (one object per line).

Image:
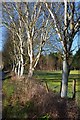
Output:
[
  {"xmin": 34, "ymin": 70, "xmax": 80, "ymax": 80},
  {"xmin": 3, "ymin": 79, "xmax": 15, "ymax": 108},
  {"xmin": 3, "ymin": 80, "xmax": 15, "ymax": 97},
  {"xmin": 76, "ymin": 80, "xmax": 80, "ymax": 107},
  {"xmin": 34, "ymin": 70, "xmax": 80, "ymax": 99}
]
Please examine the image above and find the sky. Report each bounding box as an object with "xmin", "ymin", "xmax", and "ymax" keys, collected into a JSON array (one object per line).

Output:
[
  {"xmin": 0, "ymin": 26, "xmax": 9, "ymax": 51},
  {"xmin": 72, "ymin": 33, "xmax": 80, "ymax": 55}
]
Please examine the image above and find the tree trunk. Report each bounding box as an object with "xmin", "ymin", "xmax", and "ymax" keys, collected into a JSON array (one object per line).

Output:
[
  {"xmin": 20, "ymin": 64, "xmax": 24, "ymax": 76},
  {"xmin": 12, "ymin": 61, "xmax": 15, "ymax": 71},
  {"xmin": 72, "ymin": 79, "xmax": 76, "ymax": 99},
  {"xmin": 28, "ymin": 58, "xmax": 34, "ymax": 78},
  {"xmin": 28, "ymin": 68, "xmax": 33, "ymax": 78},
  {"xmin": 28, "ymin": 42, "xmax": 34, "ymax": 78},
  {"xmin": 20, "ymin": 55, "xmax": 24, "ymax": 76},
  {"xmin": 19, "ymin": 36, "xmax": 24, "ymax": 77},
  {"xmin": 61, "ymin": 57, "xmax": 70, "ymax": 98},
  {"xmin": 14, "ymin": 66, "xmax": 17, "ymax": 75},
  {"xmin": 18, "ymin": 60, "xmax": 20, "ymax": 76}
]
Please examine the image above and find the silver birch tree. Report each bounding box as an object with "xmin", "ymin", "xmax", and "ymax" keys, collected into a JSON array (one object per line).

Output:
[
  {"xmin": 2, "ymin": 2, "xmax": 25, "ymax": 77},
  {"xmin": 2, "ymin": 2, "xmax": 52, "ymax": 78},
  {"xmin": 45, "ymin": 1, "xmax": 80, "ymax": 98}
]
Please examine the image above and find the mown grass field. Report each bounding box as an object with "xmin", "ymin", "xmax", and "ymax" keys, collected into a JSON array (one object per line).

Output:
[{"xmin": 34, "ymin": 70, "xmax": 80, "ymax": 104}]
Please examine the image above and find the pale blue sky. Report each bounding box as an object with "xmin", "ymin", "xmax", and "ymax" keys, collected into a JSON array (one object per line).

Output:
[
  {"xmin": 72, "ymin": 33, "xmax": 79, "ymax": 55},
  {"xmin": 0, "ymin": 26, "xmax": 8, "ymax": 51}
]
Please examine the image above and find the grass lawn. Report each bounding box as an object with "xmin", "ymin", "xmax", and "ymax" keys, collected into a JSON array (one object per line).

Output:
[{"xmin": 34, "ymin": 70, "xmax": 80, "ymax": 102}]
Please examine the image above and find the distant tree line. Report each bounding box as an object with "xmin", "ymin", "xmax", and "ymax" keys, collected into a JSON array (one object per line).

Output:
[
  {"xmin": 36, "ymin": 52, "xmax": 62, "ymax": 71},
  {"xmin": 3, "ymin": 47, "xmax": 80, "ymax": 72},
  {"xmin": 36, "ymin": 49, "xmax": 80, "ymax": 71}
]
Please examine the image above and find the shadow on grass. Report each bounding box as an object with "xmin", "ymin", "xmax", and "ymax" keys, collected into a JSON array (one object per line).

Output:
[
  {"xmin": 2, "ymin": 71, "xmax": 11, "ymax": 81},
  {"xmin": 35, "ymin": 71, "xmax": 61, "ymax": 76},
  {"xmin": 34, "ymin": 72, "xmax": 62, "ymax": 81},
  {"xmin": 35, "ymin": 71, "xmax": 80, "ymax": 77}
]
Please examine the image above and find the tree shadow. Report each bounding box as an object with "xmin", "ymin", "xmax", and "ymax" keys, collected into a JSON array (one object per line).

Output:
[
  {"xmin": 2, "ymin": 71, "xmax": 11, "ymax": 81},
  {"xmin": 34, "ymin": 72, "xmax": 62, "ymax": 82},
  {"xmin": 2, "ymin": 75, "xmax": 12, "ymax": 81},
  {"xmin": 35, "ymin": 71, "xmax": 61, "ymax": 76}
]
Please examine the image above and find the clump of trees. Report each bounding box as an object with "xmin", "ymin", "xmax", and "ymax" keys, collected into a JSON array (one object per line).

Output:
[
  {"xmin": 2, "ymin": 2, "xmax": 52, "ymax": 77},
  {"xmin": 36, "ymin": 50, "xmax": 80, "ymax": 71},
  {"xmin": 2, "ymin": 1, "xmax": 80, "ymax": 98},
  {"xmin": 36, "ymin": 52, "xmax": 63, "ymax": 71}
]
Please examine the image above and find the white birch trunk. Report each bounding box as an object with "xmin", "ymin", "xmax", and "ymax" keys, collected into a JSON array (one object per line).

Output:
[
  {"xmin": 61, "ymin": 57, "xmax": 69, "ymax": 98},
  {"xmin": 14, "ymin": 66, "xmax": 17, "ymax": 74},
  {"xmin": 28, "ymin": 53, "xmax": 33, "ymax": 78},
  {"xmin": 17, "ymin": 31, "xmax": 24, "ymax": 77},
  {"xmin": 20, "ymin": 55, "xmax": 24, "ymax": 76},
  {"xmin": 20, "ymin": 43, "xmax": 24, "ymax": 76},
  {"xmin": 61, "ymin": 0, "xmax": 69, "ymax": 98},
  {"xmin": 20, "ymin": 65, "xmax": 24, "ymax": 76},
  {"xmin": 18, "ymin": 60, "xmax": 20, "ymax": 76},
  {"xmin": 12, "ymin": 61, "xmax": 15, "ymax": 71},
  {"xmin": 28, "ymin": 66, "xmax": 34, "ymax": 78},
  {"xmin": 27, "ymin": 28, "xmax": 34, "ymax": 78}
]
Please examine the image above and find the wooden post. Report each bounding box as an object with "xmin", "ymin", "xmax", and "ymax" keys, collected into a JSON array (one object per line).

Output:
[
  {"xmin": 72, "ymin": 79, "xmax": 76, "ymax": 99},
  {"xmin": 60, "ymin": 81, "xmax": 62, "ymax": 94},
  {"xmin": 45, "ymin": 81, "xmax": 49, "ymax": 93}
]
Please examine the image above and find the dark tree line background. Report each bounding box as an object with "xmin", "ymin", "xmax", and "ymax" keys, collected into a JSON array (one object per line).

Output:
[
  {"xmin": 3, "ymin": 48, "xmax": 80, "ymax": 71},
  {"xmin": 36, "ymin": 49, "xmax": 80, "ymax": 71}
]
